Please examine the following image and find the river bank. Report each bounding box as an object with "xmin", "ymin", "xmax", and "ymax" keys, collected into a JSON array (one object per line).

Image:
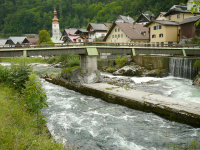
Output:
[{"xmin": 0, "ymin": 84, "xmax": 65, "ymax": 149}]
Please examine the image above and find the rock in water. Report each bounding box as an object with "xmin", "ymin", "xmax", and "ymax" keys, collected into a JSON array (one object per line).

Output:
[
  {"xmin": 193, "ymin": 75, "xmax": 200, "ymax": 86},
  {"xmin": 62, "ymin": 68, "xmax": 103, "ymax": 85}
]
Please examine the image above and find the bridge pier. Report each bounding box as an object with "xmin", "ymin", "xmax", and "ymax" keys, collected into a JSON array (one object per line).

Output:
[{"xmin": 80, "ymin": 55, "xmax": 97, "ymax": 74}]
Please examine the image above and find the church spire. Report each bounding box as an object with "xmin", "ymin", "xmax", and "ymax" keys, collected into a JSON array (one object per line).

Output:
[{"xmin": 52, "ymin": 8, "xmax": 59, "ymax": 23}]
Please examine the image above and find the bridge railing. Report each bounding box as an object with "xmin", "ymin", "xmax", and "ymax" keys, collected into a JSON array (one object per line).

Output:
[{"xmin": 1, "ymin": 42, "xmax": 200, "ymax": 49}]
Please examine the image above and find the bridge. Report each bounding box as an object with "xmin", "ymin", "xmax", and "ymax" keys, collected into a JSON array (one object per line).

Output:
[{"xmin": 1, "ymin": 46, "xmax": 200, "ymax": 73}]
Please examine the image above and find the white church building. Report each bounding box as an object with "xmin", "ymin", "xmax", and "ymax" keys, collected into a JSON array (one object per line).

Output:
[{"xmin": 51, "ymin": 8, "xmax": 63, "ymax": 43}]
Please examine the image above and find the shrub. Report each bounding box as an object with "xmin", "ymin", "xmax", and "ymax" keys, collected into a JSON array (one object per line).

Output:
[
  {"xmin": 0, "ymin": 65, "xmax": 10, "ymax": 83},
  {"xmin": 22, "ymin": 74, "xmax": 48, "ymax": 133},
  {"xmin": 62, "ymin": 66, "xmax": 80, "ymax": 76},
  {"xmin": 67, "ymin": 54, "xmax": 80, "ymax": 67},
  {"xmin": 45, "ymin": 57, "xmax": 57, "ymax": 64},
  {"xmin": 8, "ymin": 56, "xmax": 32, "ymax": 91},
  {"xmin": 115, "ymin": 55, "xmax": 128, "ymax": 68},
  {"xmin": 194, "ymin": 60, "xmax": 200, "ymax": 69}
]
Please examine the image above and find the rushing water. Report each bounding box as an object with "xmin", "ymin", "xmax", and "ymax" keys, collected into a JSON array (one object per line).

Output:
[
  {"xmin": 41, "ymin": 73, "xmax": 200, "ymax": 150},
  {"xmin": 169, "ymin": 57, "xmax": 198, "ymax": 79}
]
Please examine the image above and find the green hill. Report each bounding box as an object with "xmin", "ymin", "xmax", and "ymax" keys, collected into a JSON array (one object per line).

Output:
[{"xmin": 0, "ymin": 0, "xmax": 186, "ymax": 36}]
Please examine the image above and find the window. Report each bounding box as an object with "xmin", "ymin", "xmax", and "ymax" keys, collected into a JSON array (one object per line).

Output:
[
  {"xmin": 169, "ymin": 16, "xmax": 171, "ymax": 20},
  {"xmin": 118, "ymin": 28, "xmax": 120, "ymax": 32},
  {"xmin": 54, "ymin": 25, "xmax": 56, "ymax": 27},
  {"xmin": 118, "ymin": 34, "xmax": 120, "ymax": 38},
  {"xmin": 115, "ymin": 29, "xmax": 117, "ymax": 32},
  {"xmin": 159, "ymin": 34, "xmax": 163, "ymax": 37},
  {"xmin": 177, "ymin": 14, "xmax": 180, "ymax": 18},
  {"xmin": 152, "ymin": 34, "xmax": 156, "ymax": 38},
  {"xmin": 78, "ymin": 39, "xmax": 81, "ymax": 42},
  {"xmin": 121, "ymin": 34, "xmax": 123, "ymax": 38},
  {"xmin": 154, "ymin": 25, "xmax": 161, "ymax": 30},
  {"xmin": 112, "ymin": 35, "xmax": 114, "ymax": 38},
  {"xmin": 115, "ymin": 35, "xmax": 117, "ymax": 38},
  {"xmin": 54, "ymin": 30, "xmax": 56, "ymax": 32}
]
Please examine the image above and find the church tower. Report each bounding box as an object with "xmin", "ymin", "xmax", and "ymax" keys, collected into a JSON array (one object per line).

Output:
[{"xmin": 52, "ymin": 8, "xmax": 62, "ymax": 39}]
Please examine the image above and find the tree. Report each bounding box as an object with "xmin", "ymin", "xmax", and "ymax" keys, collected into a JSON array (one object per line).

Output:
[
  {"xmin": 38, "ymin": 30, "xmax": 52, "ymax": 43},
  {"xmin": 188, "ymin": 0, "xmax": 200, "ymax": 25}
]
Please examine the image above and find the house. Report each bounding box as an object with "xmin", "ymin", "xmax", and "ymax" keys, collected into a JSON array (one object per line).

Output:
[
  {"xmin": 145, "ymin": 20, "xmax": 180, "ymax": 46},
  {"xmin": 136, "ymin": 13, "xmax": 155, "ymax": 25},
  {"xmin": 103, "ymin": 22, "xmax": 149, "ymax": 44},
  {"xmin": 67, "ymin": 35, "xmax": 86, "ymax": 43},
  {"xmin": 75, "ymin": 29, "xmax": 89, "ymax": 40},
  {"xmin": 155, "ymin": 12, "xmax": 167, "ymax": 20},
  {"xmin": 6, "ymin": 37, "xmax": 27, "ymax": 47},
  {"xmin": 0, "ymin": 39, "xmax": 9, "ymax": 47},
  {"xmin": 145, "ymin": 5, "xmax": 200, "ymax": 45},
  {"xmin": 22, "ymin": 38, "xmax": 38, "ymax": 44},
  {"xmin": 164, "ymin": 5, "xmax": 199, "ymax": 22},
  {"xmin": 60, "ymin": 28, "xmax": 78, "ymax": 42},
  {"xmin": 180, "ymin": 15, "xmax": 200, "ymax": 39},
  {"xmin": 87, "ymin": 23, "xmax": 108, "ymax": 42},
  {"xmin": 114, "ymin": 15, "xmax": 135, "ymax": 24}
]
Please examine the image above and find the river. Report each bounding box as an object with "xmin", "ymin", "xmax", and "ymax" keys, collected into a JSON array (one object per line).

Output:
[{"xmin": 37, "ymin": 67, "xmax": 200, "ymax": 150}]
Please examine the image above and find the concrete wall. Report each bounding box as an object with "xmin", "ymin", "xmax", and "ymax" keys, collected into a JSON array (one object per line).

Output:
[{"xmin": 132, "ymin": 56, "xmax": 169, "ymax": 70}]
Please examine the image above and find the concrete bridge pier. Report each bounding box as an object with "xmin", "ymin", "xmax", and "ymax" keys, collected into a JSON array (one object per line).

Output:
[{"xmin": 80, "ymin": 55, "xmax": 97, "ymax": 74}]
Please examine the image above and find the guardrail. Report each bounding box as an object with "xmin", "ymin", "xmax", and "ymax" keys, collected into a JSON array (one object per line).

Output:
[{"xmin": 1, "ymin": 42, "xmax": 200, "ymax": 49}]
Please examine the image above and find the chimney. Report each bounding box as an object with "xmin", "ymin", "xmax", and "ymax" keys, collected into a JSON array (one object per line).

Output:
[{"xmin": 95, "ymin": 21, "xmax": 98, "ymax": 24}]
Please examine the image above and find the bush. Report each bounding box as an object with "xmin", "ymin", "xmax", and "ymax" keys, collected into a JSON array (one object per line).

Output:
[
  {"xmin": 8, "ymin": 56, "xmax": 32, "ymax": 91},
  {"xmin": 58, "ymin": 54, "xmax": 80, "ymax": 68},
  {"xmin": 22, "ymin": 74, "xmax": 48, "ymax": 132},
  {"xmin": 44, "ymin": 57, "xmax": 57, "ymax": 64},
  {"xmin": 67, "ymin": 54, "xmax": 80, "ymax": 67},
  {"xmin": 0, "ymin": 65, "xmax": 10, "ymax": 83},
  {"xmin": 62, "ymin": 66, "xmax": 80, "ymax": 76},
  {"xmin": 194, "ymin": 60, "xmax": 200, "ymax": 69},
  {"xmin": 115, "ymin": 55, "xmax": 128, "ymax": 68}
]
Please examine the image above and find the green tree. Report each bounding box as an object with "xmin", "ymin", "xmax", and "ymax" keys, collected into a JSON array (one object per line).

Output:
[
  {"xmin": 189, "ymin": 0, "xmax": 200, "ymax": 25},
  {"xmin": 38, "ymin": 30, "xmax": 52, "ymax": 43}
]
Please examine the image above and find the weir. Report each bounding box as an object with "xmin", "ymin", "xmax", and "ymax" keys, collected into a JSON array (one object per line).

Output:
[{"xmin": 169, "ymin": 57, "xmax": 198, "ymax": 79}]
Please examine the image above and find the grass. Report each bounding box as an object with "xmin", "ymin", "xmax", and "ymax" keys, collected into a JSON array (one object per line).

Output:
[
  {"xmin": 0, "ymin": 84, "xmax": 65, "ymax": 150},
  {"xmin": 1, "ymin": 57, "xmax": 46, "ymax": 63}
]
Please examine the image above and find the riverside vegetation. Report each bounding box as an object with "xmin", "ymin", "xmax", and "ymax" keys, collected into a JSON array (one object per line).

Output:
[{"xmin": 0, "ymin": 56, "xmax": 66, "ymax": 149}]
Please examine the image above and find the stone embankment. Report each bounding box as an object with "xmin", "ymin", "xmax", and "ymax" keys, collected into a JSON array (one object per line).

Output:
[{"xmin": 42, "ymin": 74, "xmax": 200, "ymax": 127}]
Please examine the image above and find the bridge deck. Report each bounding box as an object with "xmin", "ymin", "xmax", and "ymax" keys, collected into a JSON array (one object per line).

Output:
[{"xmin": 0, "ymin": 46, "xmax": 200, "ymax": 57}]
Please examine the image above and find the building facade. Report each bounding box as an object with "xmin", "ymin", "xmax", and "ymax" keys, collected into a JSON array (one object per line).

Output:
[{"xmin": 104, "ymin": 22, "xmax": 149, "ymax": 44}]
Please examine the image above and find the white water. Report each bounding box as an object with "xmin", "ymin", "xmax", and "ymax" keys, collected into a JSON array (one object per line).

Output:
[{"xmin": 41, "ymin": 73, "xmax": 200, "ymax": 150}]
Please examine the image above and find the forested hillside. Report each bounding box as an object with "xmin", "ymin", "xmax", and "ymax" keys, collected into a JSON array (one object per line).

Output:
[{"xmin": 0, "ymin": 0, "xmax": 185, "ymax": 36}]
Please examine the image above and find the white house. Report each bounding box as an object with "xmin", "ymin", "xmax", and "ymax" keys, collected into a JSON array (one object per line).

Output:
[{"xmin": 86, "ymin": 23, "xmax": 108, "ymax": 42}]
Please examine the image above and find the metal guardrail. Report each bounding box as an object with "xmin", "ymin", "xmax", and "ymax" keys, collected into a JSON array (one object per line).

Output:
[{"xmin": 1, "ymin": 42, "xmax": 200, "ymax": 49}]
